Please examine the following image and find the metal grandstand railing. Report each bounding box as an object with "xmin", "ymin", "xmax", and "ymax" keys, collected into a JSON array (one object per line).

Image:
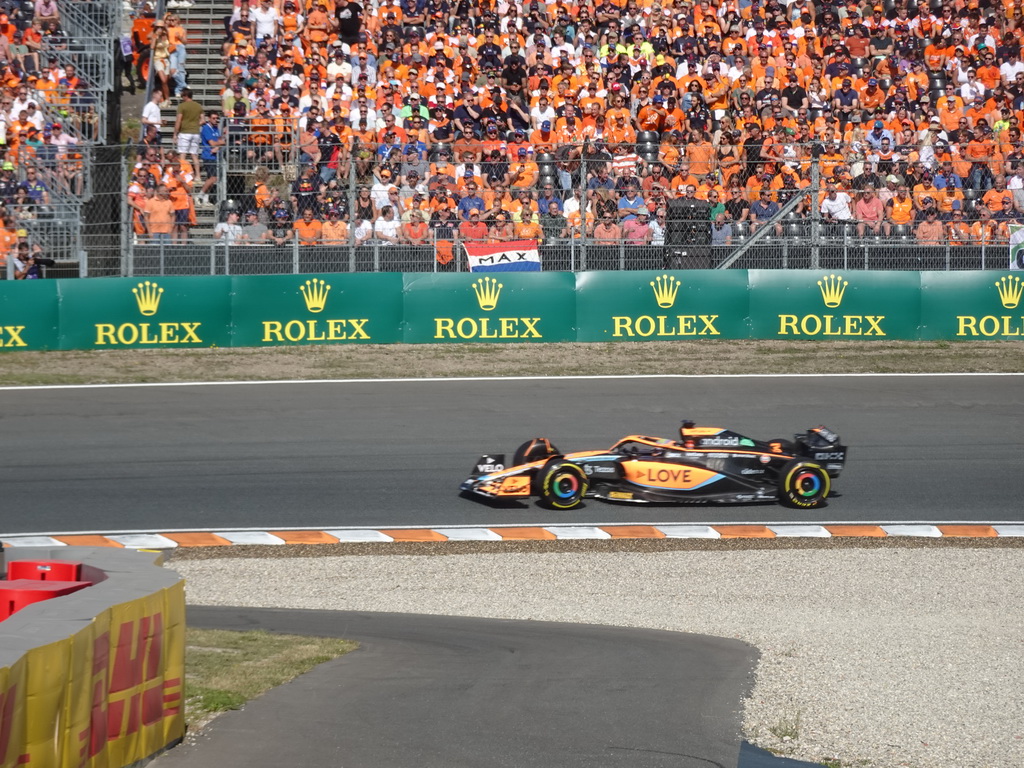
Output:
[
  {"xmin": 119, "ymin": 136, "xmax": 1017, "ymax": 276},
  {"xmin": 125, "ymin": 235, "xmax": 1011, "ymax": 277}
]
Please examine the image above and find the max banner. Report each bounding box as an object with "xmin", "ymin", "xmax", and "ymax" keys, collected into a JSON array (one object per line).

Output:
[{"xmin": 0, "ymin": 270, "xmax": 1021, "ymax": 350}]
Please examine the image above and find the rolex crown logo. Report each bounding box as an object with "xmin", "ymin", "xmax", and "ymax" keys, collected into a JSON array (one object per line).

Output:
[
  {"xmin": 300, "ymin": 278, "xmax": 331, "ymax": 313},
  {"xmin": 132, "ymin": 281, "xmax": 164, "ymax": 316},
  {"xmin": 995, "ymin": 275, "xmax": 1023, "ymax": 309},
  {"xmin": 818, "ymin": 274, "xmax": 848, "ymax": 308},
  {"xmin": 472, "ymin": 276, "xmax": 503, "ymax": 311},
  {"xmin": 650, "ymin": 274, "xmax": 681, "ymax": 309}
]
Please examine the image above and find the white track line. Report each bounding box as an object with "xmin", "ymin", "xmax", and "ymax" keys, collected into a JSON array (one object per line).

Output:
[{"xmin": 0, "ymin": 372, "xmax": 1021, "ymax": 392}]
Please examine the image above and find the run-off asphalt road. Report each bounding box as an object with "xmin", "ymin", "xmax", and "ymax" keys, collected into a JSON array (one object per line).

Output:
[{"xmin": 1, "ymin": 375, "xmax": 1021, "ymax": 534}]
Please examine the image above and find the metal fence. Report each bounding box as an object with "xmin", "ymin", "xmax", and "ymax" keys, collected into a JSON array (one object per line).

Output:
[
  {"xmin": 125, "ymin": 238, "xmax": 1011, "ymax": 277},
  {"xmin": 37, "ymin": 0, "xmax": 121, "ymax": 145},
  {"xmin": 1, "ymin": 0, "xmax": 124, "ymax": 281},
  {"xmin": 19, "ymin": 132, "xmax": 1016, "ymax": 278}
]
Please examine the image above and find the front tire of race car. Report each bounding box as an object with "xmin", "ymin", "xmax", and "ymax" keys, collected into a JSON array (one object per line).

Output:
[
  {"xmin": 778, "ymin": 460, "xmax": 831, "ymax": 509},
  {"xmin": 537, "ymin": 461, "xmax": 589, "ymax": 510}
]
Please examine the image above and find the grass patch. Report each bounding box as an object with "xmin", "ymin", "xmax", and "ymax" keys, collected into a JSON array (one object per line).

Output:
[
  {"xmin": 767, "ymin": 710, "xmax": 801, "ymax": 742},
  {"xmin": 185, "ymin": 628, "xmax": 356, "ymax": 729},
  {"xmin": 0, "ymin": 340, "xmax": 1022, "ymax": 387}
]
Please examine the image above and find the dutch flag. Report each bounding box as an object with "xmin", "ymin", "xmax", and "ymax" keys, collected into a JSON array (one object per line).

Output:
[{"xmin": 464, "ymin": 240, "xmax": 542, "ymax": 272}]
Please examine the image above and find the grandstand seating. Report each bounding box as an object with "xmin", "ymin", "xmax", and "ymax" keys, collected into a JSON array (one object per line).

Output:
[
  {"xmin": 7, "ymin": 0, "xmax": 1024, "ymax": 274},
  {"xmin": 1, "ymin": 0, "xmax": 122, "ymax": 273}
]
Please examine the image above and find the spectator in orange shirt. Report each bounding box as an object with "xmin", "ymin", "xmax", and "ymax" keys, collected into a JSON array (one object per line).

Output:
[
  {"xmin": 402, "ymin": 210, "xmax": 430, "ymax": 244},
  {"xmin": 915, "ymin": 208, "xmax": 945, "ymax": 244},
  {"xmin": 982, "ymin": 176, "xmax": 1013, "ymax": 211},
  {"xmin": 514, "ymin": 213, "xmax": 542, "ymax": 241},
  {"xmin": 965, "ymin": 126, "xmax": 997, "ymax": 189},
  {"xmin": 321, "ymin": 209, "xmax": 349, "ymax": 245},
  {"xmin": 294, "ymin": 208, "xmax": 323, "ymax": 245},
  {"xmin": 971, "ymin": 205, "xmax": 1009, "ymax": 243},
  {"xmin": 946, "ymin": 207, "xmax": 972, "ymax": 245},
  {"xmin": 458, "ymin": 208, "xmax": 489, "ymax": 242},
  {"xmin": 590, "ymin": 211, "xmax": 623, "ymax": 243},
  {"xmin": 143, "ymin": 185, "xmax": 175, "ymax": 242},
  {"xmin": 855, "ymin": 188, "xmax": 885, "ymax": 237},
  {"xmin": 489, "ymin": 211, "xmax": 515, "ymax": 243}
]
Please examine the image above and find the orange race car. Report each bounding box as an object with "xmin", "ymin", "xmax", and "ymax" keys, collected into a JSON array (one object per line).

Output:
[{"xmin": 460, "ymin": 421, "xmax": 847, "ymax": 510}]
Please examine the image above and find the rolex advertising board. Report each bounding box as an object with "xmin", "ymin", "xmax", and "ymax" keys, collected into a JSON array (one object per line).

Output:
[
  {"xmin": 5, "ymin": 270, "xmax": 1024, "ymax": 352},
  {"xmin": 747, "ymin": 269, "xmax": 921, "ymax": 339},
  {"xmin": 575, "ymin": 270, "xmax": 750, "ymax": 341},
  {"xmin": 402, "ymin": 272, "xmax": 576, "ymax": 343},
  {"xmin": 57, "ymin": 276, "xmax": 233, "ymax": 350},
  {"xmin": 231, "ymin": 273, "xmax": 403, "ymax": 346},
  {"xmin": 919, "ymin": 271, "xmax": 1024, "ymax": 339},
  {"xmin": 0, "ymin": 280, "xmax": 58, "ymax": 350}
]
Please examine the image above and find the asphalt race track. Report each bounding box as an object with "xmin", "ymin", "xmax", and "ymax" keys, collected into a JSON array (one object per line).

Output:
[
  {"xmin": 155, "ymin": 606, "xmax": 759, "ymax": 768},
  {"xmin": 2, "ymin": 375, "xmax": 1021, "ymax": 535}
]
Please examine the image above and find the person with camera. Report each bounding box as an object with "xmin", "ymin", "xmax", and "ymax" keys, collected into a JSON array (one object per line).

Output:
[{"xmin": 11, "ymin": 242, "xmax": 55, "ymax": 279}]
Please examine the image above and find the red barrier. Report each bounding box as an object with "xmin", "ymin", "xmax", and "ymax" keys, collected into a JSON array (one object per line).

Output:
[
  {"xmin": 6, "ymin": 560, "xmax": 83, "ymax": 581},
  {"xmin": 0, "ymin": 580, "xmax": 92, "ymax": 620}
]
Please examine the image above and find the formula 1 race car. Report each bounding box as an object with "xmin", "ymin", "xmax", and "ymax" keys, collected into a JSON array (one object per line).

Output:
[{"xmin": 460, "ymin": 421, "xmax": 847, "ymax": 510}]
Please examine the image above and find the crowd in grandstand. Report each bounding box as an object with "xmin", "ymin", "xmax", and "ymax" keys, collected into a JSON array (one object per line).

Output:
[
  {"xmin": 0, "ymin": 0, "xmax": 99, "ymax": 275},
  {"xmin": 17, "ymin": 0, "xmax": 1024, "ymax": 258}
]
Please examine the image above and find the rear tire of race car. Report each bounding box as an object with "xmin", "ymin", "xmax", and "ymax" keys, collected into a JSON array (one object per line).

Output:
[
  {"xmin": 778, "ymin": 460, "xmax": 831, "ymax": 509},
  {"xmin": 513, "ymin": 438, "xmax": 560, "ymax": 466},
  {"xmin": 537, "ymin": 461, "xmax": 589, "ymax": 510}
]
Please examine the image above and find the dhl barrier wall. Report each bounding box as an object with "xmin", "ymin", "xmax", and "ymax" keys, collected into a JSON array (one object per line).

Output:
[
  {"xmin": 1, "ymin": 270, "xmax": 1022, "ymax": 350},
  {"xmin": 0, "ymin": 548, "xmax": 185, "ymax": 768}
]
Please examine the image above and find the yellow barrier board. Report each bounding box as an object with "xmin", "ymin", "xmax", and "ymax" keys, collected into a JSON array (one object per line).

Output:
[{"xmin": 0, "ymin": 581, "xmax": 185, "ymax": 768}]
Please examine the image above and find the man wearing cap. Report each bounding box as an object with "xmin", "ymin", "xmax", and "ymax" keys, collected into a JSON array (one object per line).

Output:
[
  {"xmin": 622, "ymin": 207, "xmax": 652, "ymax": 246},
  {"xmin": 457, "ymin": 208, "xmax": 488, "ymax": 242},
  {"xmin": 914, "ymin": 207, "xmax": 945, "ymax": 244},
  {"xmin": 11, "ymin": 241, "xmax": 55, "ymax": 280},
  {"xmin": 504, "ymin": 148, "xmax": 536, "ymax": 191},
  {"xmin": 637, "ymin": 95, "xmax": 667, "ymax": 132},
  {"xmin": 832, "ymin": 77, "xmax": 860, "ymax": 129},
  {"xmin": 913, "ymin": 172, "xmax": 942, "ymax": 210},
  {"xmin": 457, "ymin": 181, "xmax": 485, "ymax": 221},
  {"xmin": 398, "ymin": 93, "xmax": 429, "ymax": 126},
  {"xmin": 0, "ymin": 163, "xmax": 19, "ymax": 203},
  {"xmin": 865, "ymin": 119, "xmax": 894, "ymax": 150},
  {"xmin": 780, "ymin": 73, "xmax": 809, "ymax": 116},
  {"xmin": 877, "ymin": 174, "xmax": 899, "ymax": 206},
  {"xmin": 239, "ymin": 209, "xmax": 268, "ymax": 243}
]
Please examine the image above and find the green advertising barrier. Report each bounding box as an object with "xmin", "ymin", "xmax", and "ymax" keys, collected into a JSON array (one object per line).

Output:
[
  {"xmin": 920, "ymin": 271, "xmax": 1024, "ymax": 340},
  {"xmin": 3, "ymin": 270, "xmax": 1024, "ymax": 352},
  {"xmin": 231, "ymin": 273, "xmax": 403, "ymax": 346},
  {"xmin": 58, "ymin": 276, "xmax": 233, "ymax": 350},
  {"xmin": 0, "ymin": 281, "xmax": 59, "ymax": 350},
  {"xmin": 402, "ymin": 272, "xmax": 577, "ymax": 343},
  {"xmin": 576, "ymin": 270, "xmax": 750, "ymax": 341},
  {"xmin": 747, "ymin": 269, "xmax": 922, "ymax": 339}
]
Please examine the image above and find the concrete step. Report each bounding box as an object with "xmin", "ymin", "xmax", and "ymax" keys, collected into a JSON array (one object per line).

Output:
[{"xmin": 159, "ymin": 3, "xmax": 233, "ymax": 108}]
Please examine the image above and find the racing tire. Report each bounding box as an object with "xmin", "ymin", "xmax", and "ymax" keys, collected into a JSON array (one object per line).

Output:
[
  {"xmin": 537, "ymin": 461, "xmax": 589, "ymax": 510},
  {"xmin": 778, "ymin": 460, "xmax": 831, "ymax": 509},
  {"xmin": 513, "ymin": 438, "xmax": 560, "ymax": 466}
]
